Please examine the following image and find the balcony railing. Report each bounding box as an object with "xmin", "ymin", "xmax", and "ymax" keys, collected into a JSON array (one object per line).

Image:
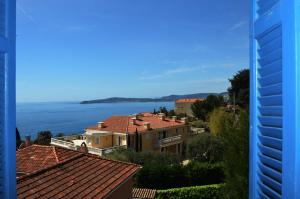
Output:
[
  {"xmin": 159, "ymin": 135, "xmax": 182, "ymax": 147},
  {"xmin": 50, "ymin": 138, "xmax": 126, "ymax": 156},
  {"xmin": 51, "ymin": 138, "xmax": 77, "ymax": 150},
  {"xmin": 88, "ymin": 145, "xmax": 127, "ymax": 156}
]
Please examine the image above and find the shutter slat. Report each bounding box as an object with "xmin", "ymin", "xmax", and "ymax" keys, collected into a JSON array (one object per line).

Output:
[
  {"xmin": 258, "ymin": 170, "xmax": 282, "ymax": 194},
  {"xmin": 259, "ymin": 95, "xmax": 282, "ymax": 106},
  {"xmin": 258, "ymin": 162, "xmax": 282, "ymax": 183},
  {"xmin": 258, "ymin": 36, "xmax": 282, "ymax": 56},
  {"xmin": 257, "ymin": 0, "xmax": 279, "ymax": 16},
  {"xmin": 259, "ymin": 106, "xmax": 282, "ymax": 117},
  {"xmin": 258, "ymin": 48, "xmax": 282, "ymax": 66},
  {"xmin": 258, "ymin": 180, "xmax": 281, "ymax": 199},
  {"xmin": 258, "ymin": 60, "xmax": 281, "ymax": 77},
  {"xmin": 259, "ymin": 153, "xmax": 282, "ymax": 172},
  {"xmin": 258, "ymin": 143, "xmax": 282, "ymax": 160},
  {"xmin": 258, "ymin": 126, "xmax": 282, "ymax": 139},
  {"xmin": 258, "ymin": 71, "xmax": 282, "ymax": 87},
  {"xmin": 259, "ymin": 83, "xmax": 282, "ymax": 97},
  {"xmin": 259, "ymin": 116, "xmax": 282, "ymax": 128},
  {"xmin": 259, "ymin": 135, "xmax": 282, "ymax": 151}
]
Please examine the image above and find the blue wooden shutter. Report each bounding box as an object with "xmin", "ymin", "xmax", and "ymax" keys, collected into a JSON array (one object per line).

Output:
[
  {"xmin": 250, "ymin": 0, "xmax": 300, "ymax": 198},
  {"xmin": 0, "ymin": 0, "xmax": 16, "ymax": 198}
]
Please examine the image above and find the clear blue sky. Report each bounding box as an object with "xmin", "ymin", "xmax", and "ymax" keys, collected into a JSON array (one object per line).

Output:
[{"xmin": 17, "ymin": 0, "xmax": 249, "ymax": 102}]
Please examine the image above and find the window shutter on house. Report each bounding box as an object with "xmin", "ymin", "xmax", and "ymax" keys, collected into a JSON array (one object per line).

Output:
[
  {"xmin": 250, "ymin": 0, "xmax": 300, "ymax": 198},
  {"xmin": 0, "ymin": 0, "xmax": 16, "ymax": 198}
]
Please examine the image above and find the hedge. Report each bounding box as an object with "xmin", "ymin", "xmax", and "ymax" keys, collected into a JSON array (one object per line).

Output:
[
  {"xmin": 134, "ymin": 162, "xmax": 225, "ymax": 189},
  {"xmin": 155, "ymin": 184, "xmax": 225, "ymax": 199}
]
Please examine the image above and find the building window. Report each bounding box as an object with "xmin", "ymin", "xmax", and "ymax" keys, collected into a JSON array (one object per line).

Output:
[{"xmin": 95, "ymin": 138, "xmax": 100, "ymax": 145}]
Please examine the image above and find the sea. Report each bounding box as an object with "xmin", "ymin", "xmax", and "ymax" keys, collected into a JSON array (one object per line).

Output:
[{"xmin": 17, "ymin": 101, "xmax": 174, "ymax": 139}]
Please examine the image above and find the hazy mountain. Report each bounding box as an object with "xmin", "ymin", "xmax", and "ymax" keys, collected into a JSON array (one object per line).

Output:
[{"xmin": 80, "ymin": 92, "xmax": 225, "ymax": 104}]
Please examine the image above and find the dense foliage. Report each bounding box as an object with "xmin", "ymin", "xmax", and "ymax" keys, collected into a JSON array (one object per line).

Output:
[
  {"xmin": 191, "ymin": 120, "xmax": 207, "ymax": 129},
  {"xmin": 106, "ymin": 148, "xmax": 181, "ymax": 166},
  {"xmin": 191, "ymin": 95, "xmax": 224, "ymax": 120},
  {"xmin": 155, "ymin": 184, "xmax": 225, "ymax": 199},
  {"xmin": 135, "ymin": 162, "xmax": 225, "ymax": 189},
  {"xmin": 34, "ymin": 131, "xmax": 52, "ymax": 145},
  {"xmin": 208, "ymin": 108, "xmax": 229, "ymax": 137},
  {"xmin": 208, "ymin": 108, "xmax": 249, "ymax": 199},
  {"xmin": 188, "ymin": 133, "xmax": 224, "ymax": 163},
  {"xmin": 228, "ymin": 69, "xmax": 249, "ymax": 107}
]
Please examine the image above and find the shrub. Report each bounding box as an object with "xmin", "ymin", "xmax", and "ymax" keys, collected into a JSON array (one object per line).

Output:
[
  {"xmin": 155, "ymin": 184, "xmax": 225, "ymax": 199},
  {"xmin": 188, "ymin": 133, "xmax": 224, "ymax": 163},
  {"xmin": 106, "ymin": 148, "xmax": 181, "ymax": 166},
  {"xmin": 191, "ymin": 120, "xmax": 207, "ymax": 128},
  {"xmin": 209, "ymin": 108, "xmax": 249, "ymax": 199},
  {"xmin": 34, "ymin": 131, "xmax": 52, "ymax": 145},
  {"xmin": 135, "ymin": 162, "xmax": 225, "ymax": 189},
  {"xmin": 186, "ymin": 162, "xmax": 225, "ymax": 186}
]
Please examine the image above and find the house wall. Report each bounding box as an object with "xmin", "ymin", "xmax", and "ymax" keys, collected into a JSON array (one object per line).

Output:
[
  {"xmin": 87, "ymin": 135, "xmax": 113, "ymax": 148},
  {"xmin": 140, "ymin": 125, "xmax": 190, "ymax": 153},
  {"xmin": 112, "ymin": 134, "xmax": 127, "ymax": 146},
  {"xmin": 175, "ymin": 102, "xmax": 194, "ymax": 117},
  {"xmin": 106, "ymin": 177, "xmax": 133, "ymax": 199}
]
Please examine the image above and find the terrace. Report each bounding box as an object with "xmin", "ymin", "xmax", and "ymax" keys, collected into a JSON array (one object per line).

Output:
[{"xmin": 50, "ymin": 135, "xmax": 126, "ymax": 156}]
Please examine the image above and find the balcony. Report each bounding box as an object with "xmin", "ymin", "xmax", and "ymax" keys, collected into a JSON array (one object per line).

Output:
[
  {"xmin": 159, "ymin": 135, "xmax": 182, "ymax": 147},
  {"xmin": 50, "ymin": 137, "xmax": 126, "ymax": 156}
]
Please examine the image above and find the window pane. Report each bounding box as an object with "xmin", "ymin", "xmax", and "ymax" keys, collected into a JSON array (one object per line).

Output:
[{"xmin": 0, "ymin": 0, "xmax": 5, "ymax": 37}]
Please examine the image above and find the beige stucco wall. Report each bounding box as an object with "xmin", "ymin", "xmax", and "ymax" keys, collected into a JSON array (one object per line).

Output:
[
  {"xmin": 175, "ymin": 102, "xmax": 194, "ymax": 117},
  {"xmin": 140, "ymin": 125, "xmax": 190, "ymax": 153},
  {"xmin": 113, "ymin": 134, "xmax": 127, "ymax": 146},
  {"xmin": 86, "ymin": 135, "xmax": 113, "ymax": 148}
]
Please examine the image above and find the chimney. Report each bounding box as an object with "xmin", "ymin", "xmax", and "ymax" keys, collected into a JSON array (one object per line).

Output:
[
  {"xmin": 172, "ymin": 116, "xmax": 177, "ymax": 121},
  {"xmin": 131, "ymin": 118, "xmax": 137, "ymax": 125},
  {"xmin": 143, "ymin": 122, "xmax": 151, "ymax": 130},
  {"xmin": 79, "ymin": 142, "xmax": 88, "ymax": 153},
  {"xmin": 159, "ymin": 113, "xmax": 166, "ymax": 121},
  {"xmin": 98, "ymin": 122, "xmax": 105, "ymax": 129},
  {"xmin": 25, "ymin": 135, "xmax": 31, "ymax": 147},
  {"xmin": 181, "ymin": 117, "xmax": 188, "ymax": 124}
]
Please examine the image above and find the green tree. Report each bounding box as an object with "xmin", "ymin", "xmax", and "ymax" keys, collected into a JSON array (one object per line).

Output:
[
  {"xmin": 208, "ymin": 108, "xmax": 229, "ymax": 137},
  {"xmin": 55, "ymin": 132, "xmax": 65, "ymax": 137},
  {"xmin": 209, "ymin": 108, "xmax": 249, "ymax": 199},
  {"xmin": 34, "ymin": 131, "xmax": 52, "ymax": 145},
  {"xmin": 168, "ymin": 109, "xmax": 176, "ymax": 117},
  {"xmin": 191, "ymin": 95, "xmax": 223, "ymax": 121},
  {"xmin": 228, "ymin": 69, "xmax": 249, "ymax": 108},
  {"xmin": 16, "ymin": 128, "xmax": 22, "ymax": 149},
  {"xmin": 188, "ymin": 133, "xmax": 224, "ymax": 163},
  {"xmin": 159, "ymin": 106, "xmax": 169, "ymax": 115}
]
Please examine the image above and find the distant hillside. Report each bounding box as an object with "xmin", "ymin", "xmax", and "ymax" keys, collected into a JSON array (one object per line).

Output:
[{"xmin": 80, "ymin": 93, "xmax": 225, "ymax": 104}]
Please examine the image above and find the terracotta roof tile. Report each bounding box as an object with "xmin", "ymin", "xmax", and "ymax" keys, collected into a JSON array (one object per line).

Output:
[
  {"xmin": 16, "ymin": 145, "xmax": 79, "ymax": 175},
  {"xmin": 132, "ymin": 188, "xmax": 156, "ymax": 199},
  {"xmin": 87, "ymin": 113, "xmax": 187, "ymax": 134},
  {"xmin": 17, "ymin": 146, "xmax": 141, "ymax": 199}
]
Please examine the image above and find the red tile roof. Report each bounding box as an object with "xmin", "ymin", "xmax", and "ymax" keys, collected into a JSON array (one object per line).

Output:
[
  {"xmin": 176, "ymin": 98, "xmax": 204, "ymax": 103},
  {"xmin": 17, "ymin": 146, "xmax": 141, "ymax": 199},
  {"xmin": 17, "ymin": 145, "xmax": 79, "ymax": 175},
  {"xmin": 132, "ymin": 188, "xmax": 156, "ymax": 199},
  {"xmin": 86, "ymin": 113, "xmax": 187, "ymax": 134}
]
